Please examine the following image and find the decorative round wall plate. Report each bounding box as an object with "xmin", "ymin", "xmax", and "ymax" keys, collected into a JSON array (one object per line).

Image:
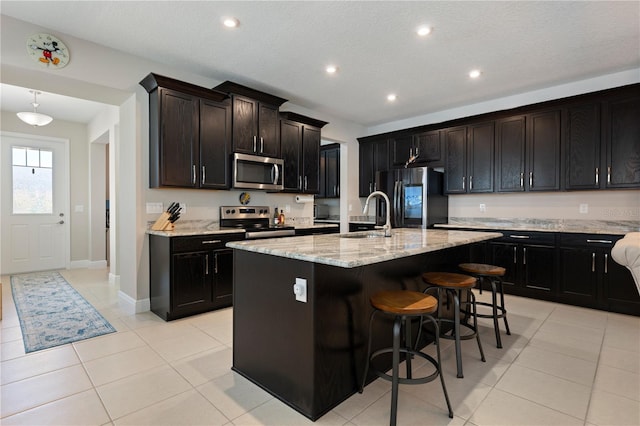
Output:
[
  {"xmin": 26, "ymin": 33, "xmax": 70, "ymax": 68},
  {"xmin": 239, "ymin": 192, "xmax": 251, "ymax": 205}
]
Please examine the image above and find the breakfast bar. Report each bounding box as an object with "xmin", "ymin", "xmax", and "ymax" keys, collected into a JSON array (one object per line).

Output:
[{"xmin": 227, "ymin": 229, "xmax": 501, "ymax": 420}]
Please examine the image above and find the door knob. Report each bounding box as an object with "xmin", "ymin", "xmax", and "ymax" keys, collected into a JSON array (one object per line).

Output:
[{"xmin": 57, "ymin": 220, "xmax": 64, "ymax": 225}]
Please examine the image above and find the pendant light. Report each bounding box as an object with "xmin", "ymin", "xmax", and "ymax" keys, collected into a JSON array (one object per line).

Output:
[{"xmin": 17, "ymin": 90, "xmax": 53, "ymax": 127}]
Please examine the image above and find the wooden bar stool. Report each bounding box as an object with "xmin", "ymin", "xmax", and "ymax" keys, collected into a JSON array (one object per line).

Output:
[
  {"xmin": 459, "ymin": 263, "xmax": 511, "ymax": 348},
  {"xmin": 360, "ymin": 290, "xmax": 453, "ymax": 425},
  {"xmin": 421, "ymin": 272, "xmax": 486, "ymax": 378}
]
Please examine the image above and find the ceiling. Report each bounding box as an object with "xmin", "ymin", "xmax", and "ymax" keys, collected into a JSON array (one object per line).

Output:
[{"xmin": 1, "ymin": 1, "xmax": 639, "ymax": 127}]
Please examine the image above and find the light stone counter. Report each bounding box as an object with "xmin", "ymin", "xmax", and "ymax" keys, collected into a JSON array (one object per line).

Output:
[
  {"xmin": 437, "ymin": 217, "xmax": 639, "ymax": 235},
  {"xmin": 146, "ymin": 221, "xmax": 245, "ymax": 237},
  {"xmin": 227, "ymin": 228, "xmax": 502, "ymax": 268}
]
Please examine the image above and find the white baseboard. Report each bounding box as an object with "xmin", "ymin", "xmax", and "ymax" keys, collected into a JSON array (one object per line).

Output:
[
  {"xmin": 109, "ymin": 272, "xmax": 118, "ymax": 284},
  {"xmin": 69, "ymin": 260, "xmax": 89, "ymax": 269},
  {"xmin": 118, "ymin": 290, "xmax": 150, "ymax": 315},
  {"xmin": 88, "ymin": 260, "xmax": 107, "ymax": 269}
]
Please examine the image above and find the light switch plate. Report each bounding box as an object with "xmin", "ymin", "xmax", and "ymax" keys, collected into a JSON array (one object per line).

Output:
[
  {"xmin": 579, "ymin": 203, "xmax": 588, "ymax": 214},
  {"xmin": 146, "ymin": 202, "xmax": 163, "ymax": 214},
  {"xmin": 294, "ymin": 278, "xmax": 307, "ymax": 303}
]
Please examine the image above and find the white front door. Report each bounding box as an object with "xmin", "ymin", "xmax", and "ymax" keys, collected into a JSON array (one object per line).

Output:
[{"xmin": 1, "ymin": 133, "xmax": 69, "ymax": 274}]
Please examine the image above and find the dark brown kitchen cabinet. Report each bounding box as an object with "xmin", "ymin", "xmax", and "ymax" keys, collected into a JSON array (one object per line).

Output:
[
  {"xmin": 558, "ymin": 233, "xmax": 640, "ymax": 315},
  {"xmin": 319, "ymin": 144, "xmax": 340, "ymax": 198},
  {"xmin": 149, "ymin": 233, "xmax": 245, "ymax": 321},
  {"xmin": 444, "ymin": 122, "xmax": 494, "ymax": 194},
  {"xmin": 389, "ymin": 134, "xmax": 415, "ymax": 168},
  {"xmin": 279, "ymin": 112, "xmax": 328, "ymax": 193},
  {"xmin": 603, "ymin": 92, "xmax": 640, "ymax": 188},
  {"xmin": 358, "ymin": 138, "xmax": 388, "ymax": 196},
  {"xmin": 213, "ymin": 81, "xmax": 288, "ymax": 158},
  {"xmin": 390, "ymin": 131, "xmax": 442, "ymax": 169},
  {"xmin": 140, "ymin": 73, "xmax": 231, "ymax": 189},
  {"xmin": 488, "ymin": 231, "xmax": 557, "ymax": 300},
  {"xmin": 563, "ymin": 102, "xmax": 601, "ymax": 190},
  {"xmin": 496, "ymin": 110, "xmax": 561, "ymax": 192}
]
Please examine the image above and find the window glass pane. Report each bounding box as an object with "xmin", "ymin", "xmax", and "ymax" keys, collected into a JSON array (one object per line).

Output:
[
  {"xmin": 26, "ymin": 148, "xmax": 40, "ymax": 167},
  {"xmin": 13, "ymin": 154, "xmax": 53, "ymax": 215},
  {"xmin": 12, "ymin": 147, "xmax": 26, "ymax": 166},
  {"xmin": 40, "ymin": 150, "xmax": 53, "ymax": 168}
]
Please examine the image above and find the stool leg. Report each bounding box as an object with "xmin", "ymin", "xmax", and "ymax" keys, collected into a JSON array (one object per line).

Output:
[
  {"xmin": 404, "ymin": 317, "xmax": 412, "ymax": 379},
  {"xmin": 359, "ymin": 310, "xmax": 377, "ymax": 393},
  {"xmin": 453, "ymin": 290, "xmax": 463, "ymax": 378},
  {"xmin": 470, "ymin": 290, "xmax": 486, "ymax": 362},
  {"xmin": 490, "ymin": 279, "xmax": 503, "ymax": 349},
  {"xmin": 390, "ymin": 316, "xmax": 402, "ymax": 426},
  {"xmin": 497, "ymin": 278, "xmax": 511, "ymax": 335},
  {"xmin": 426, "ymin": 314, "xmax": 454, "ymax": 418}
]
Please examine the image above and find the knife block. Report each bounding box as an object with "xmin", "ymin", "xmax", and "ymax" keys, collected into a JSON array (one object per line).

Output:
[{"xmin": 151, "ymin": 212, "xmax": 175, "ymax": 231}]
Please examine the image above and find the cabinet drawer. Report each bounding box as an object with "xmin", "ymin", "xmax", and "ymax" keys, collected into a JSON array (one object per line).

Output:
[
  {"xmin": 559, "ymin": 233, "xmax": 621, "ymax": 248},
  {"xmin": 493, "ymin": 230, "xmax": 556, "ymax": 246},
  {"xmin": 171, "ymin": 233, "xmax": 244, "ymax": 252}
]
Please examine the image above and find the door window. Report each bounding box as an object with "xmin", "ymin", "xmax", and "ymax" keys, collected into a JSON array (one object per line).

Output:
[{"xmin": 12, "ymin": 146, "xmax": 53, "ymax": 214}]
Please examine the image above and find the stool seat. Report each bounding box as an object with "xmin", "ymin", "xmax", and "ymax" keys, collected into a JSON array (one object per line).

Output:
[
  {"xmin": 422, "ymin": 271, "xmax": 476, "ymax": 288},
  {"xmin": 371, "ymin": 290, "xmax": 437, "ymax": 315},
  {"xmin": 459, "ymin": 263, "xmax": 506, "ymax": 276}
]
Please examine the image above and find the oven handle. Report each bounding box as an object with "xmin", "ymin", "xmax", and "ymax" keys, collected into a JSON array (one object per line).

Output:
[
  {"xmin": 272, "ymin": 164, "xmax": 280, "ymax": 185},
  {"xmin": 245, "ymin": 229, "xmax": 295, "ymax": 239}
]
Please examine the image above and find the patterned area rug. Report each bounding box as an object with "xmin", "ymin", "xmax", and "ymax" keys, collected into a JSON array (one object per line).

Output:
[{"xmin": 10, "ymin": 271, "xmax": 116, "ymax": 353}]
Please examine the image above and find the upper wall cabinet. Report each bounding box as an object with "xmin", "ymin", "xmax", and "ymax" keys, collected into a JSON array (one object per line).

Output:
[
  {"xmin": 389, "ymin": 130, "xmax": 442, "ymax": 168},
  {"xmin": 141, "ymin": 73, "xmax": 232, "ymax": 189},
  {"xmin": 444, "ymin": 122, "xmax": 494, "ymax": 194},
  {"xmin": 563, "ymin": 102, "xmax": 601, "ymax": 190},
  {"xmin": 319, "ymin": 144, "xmax": 340, "ymax": 198},
  {"xmin": 358, "ymin": 137, "xmax": 389, "ymax": 197},
  {"xmin": 603, "ymin": 91, "xmax": 640, "ymax": 188},
  {"xmin": 279, "ymin": 112, "xmax": 328, "ymax": 194},
  {"xmin": 214, "ymin": 81, "xmax": 288, "ymax": 158}
]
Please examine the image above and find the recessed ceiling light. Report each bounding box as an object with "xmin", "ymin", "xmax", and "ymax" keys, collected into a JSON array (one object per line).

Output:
[
  {"xmin": 387, "ymin": 94, "xmax": 397, "ymax": 102},
  {"xmin": 326, "ymin": 65, "xmax": 338, "ymax": 74},
  {"xmin": 417, "ymin": 26, "xmax": 432, "ymax": 36},
  {"xmin": 222, "ymin": 17, "xmax": 239, "ymax": 28},
  {"xmin": 469, "ymin": 69, "xmax": 481, "ymax": 79}
]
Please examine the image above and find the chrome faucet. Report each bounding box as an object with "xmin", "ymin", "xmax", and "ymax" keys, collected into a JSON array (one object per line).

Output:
[{"xmin": 363, "ymin": 191, "xmax": 392, "ymax": 237}]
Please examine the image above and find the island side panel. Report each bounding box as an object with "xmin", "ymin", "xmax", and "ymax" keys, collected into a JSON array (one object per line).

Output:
[{"xmin": 232, "ymin": 250, "xmax": 317, "ymax": 418}]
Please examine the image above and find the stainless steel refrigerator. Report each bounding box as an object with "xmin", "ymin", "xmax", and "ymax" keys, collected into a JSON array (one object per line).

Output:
[{"xmin": 375, "ymin": 167, "xmax": 448, "ymax": 228}]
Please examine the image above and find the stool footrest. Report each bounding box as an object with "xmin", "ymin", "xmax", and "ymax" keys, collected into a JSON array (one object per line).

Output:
[
  {"xmin": 475, "ymin": 301, "xmax": 507, "ymax": 319},
  {"xmin": 435, "ymin": 318, "xmax": 481, "ymax": 341},
  {"xmin": 370, "ymin": 347, "xmax": 439, "ymax": 385}
]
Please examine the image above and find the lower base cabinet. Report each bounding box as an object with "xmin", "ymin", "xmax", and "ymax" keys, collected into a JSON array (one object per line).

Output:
[{"xmin": 149, "ymin": 233, "xmax": 244, "ymax": 320}]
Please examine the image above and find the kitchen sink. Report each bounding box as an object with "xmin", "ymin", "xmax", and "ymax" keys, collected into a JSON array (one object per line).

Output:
[{"xmin": 339, "ymin": 231, "xmax": 387, "ymax": 239}]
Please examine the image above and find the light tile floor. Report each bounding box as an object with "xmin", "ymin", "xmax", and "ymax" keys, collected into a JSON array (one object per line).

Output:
[{"xmin": 1, "ymin": 268, "xmax": 639, "ymax": 425}]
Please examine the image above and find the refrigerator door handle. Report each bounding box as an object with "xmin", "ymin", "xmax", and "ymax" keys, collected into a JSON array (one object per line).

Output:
[{"xmin": 395, "ymin": 180, "xmax": 403, "ymax": 227}]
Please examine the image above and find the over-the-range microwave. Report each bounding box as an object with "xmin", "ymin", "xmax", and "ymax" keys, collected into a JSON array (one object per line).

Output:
[{"xmin": 232, "ymin": 152, "xmax": 284, "ymax": 191}]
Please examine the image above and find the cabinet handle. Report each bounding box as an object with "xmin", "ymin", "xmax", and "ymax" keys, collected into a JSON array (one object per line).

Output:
[
  {"xmin": 253, "ymin": 136, "xmax": 257, "ymax": 153},
  {"xmin": 260, "ymin": 137, "xmax": 264, "ymax": 153},
  {"xmin": 304, "ymin": 176, "xmax": 308, "ymax": 191},
  {"xmin": 607, "ymin": 166, "xmax": 611, "ymax": 184},
  {"xmin": 595, "ymin": 167, "xmax": 599, "ymax": 185},
  {"xmin": 415, "ymin": 146, "xmax": 419, "ymax": 156},
  {"xmin": 462, "ymin": 176, "xmax": 466, "ymax": 191},
  {"xmin": 409, "ymin": 147, "xmax": 413, "ymax": 158},
  {"xmin": 373, "ymin": 182, "xmax": 377, "ymax": 191},
  {"xmin": 604, "ymin": 253, "xmax": 608, "ymax": 274},
  {"xmin": 469, "ymin": 175, "xmax": 473, "ymax": 190},
  {"xmin": 201, "ymin": 166, "xmax": 206, "ymax": 185},
  {"xmin": 513, "ymin": 246, "xmax": 517, "ymax": 264},
  {"xmin": 529, "ymin": 172, "xmax": 533, "ymax": 188},
  {"xmin": 520, "ymin": 172, "xmax": 524, "ymax": 188},
  {"xmin": 586, "ymin": 239, "xmax": 613, "ymax": 244},
  {"xmin": 592, "ymin": 252, "xmax": 596, "ymax": 272},
  {"xmin": 369, "ymin": 182, "xmax": 373, "ymax": 193},
  {"xmin": 300, "ymin": 176, "xmax": 304, "ymax": 191},
  {"xmin": 523, "ymin": 247, "xmax": 527, "ymax": 265},
  {"xmin": 333, "ymin": 185, "xmax": 337, "ymax": 197},
  {"xmin": 509, "ymin": 235, "xmax": 530, "ymax": 239},
  {"xmin": 202, "ymin": 240, "xmax": 222, "ymax": 244},
  {"xmin": 214, "ymin": 253, "xmax": 219, "ymax": 274},
  {"xmin": 192, "ymin": 165, "xmax": 196, "ymax": 185},
  {"xmin": 205, "ymin": 254, "xmax": 209, "ymax": 275}
]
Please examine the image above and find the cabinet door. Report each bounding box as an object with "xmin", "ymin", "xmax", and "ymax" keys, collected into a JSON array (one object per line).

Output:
[
  {"xmin": 558, "ymin": 246, "xmax": 599, "ymax": 307},
  {"xmin": 468, "ymin": 122, "xmax": 494, "ymax": 193},
  {"xmin": 521, "ymin": 245, "xmax": 555, "ymax": 292},
  {"xmin": 496, "ymin": 116, "xmax": 526, "ymax": 192},
  {"xmin": 325, "ymin": 147, "xmax": 340, "ymax": 198},
  {"xmin": 489, "ymin": 242, "xmax": 519, "ymax": 289},
  {"xmin": 172, "ymin": 251, "xmax": 210, "ymax": 314},
  {"xmin": 564, "ymin": 103, "xmax": 601, "ymax": 190},
  {"xmin": 280, "ymin": 119, "xmax": 302, "ymax": 191},
  {"xmin": 527, "ymin": 110, "xmax": 561, "ymax": 191},
  {"xmin": 389, "ymin": 134, "xmax": 413, "ymax": 168},
  {"xmin": 605, "ymin": 95, "xmax": 640, "ymax": 188},
  {"xmin": 301, "ymin": 126, "xmax": 320, "ymax": 193},
  {"xmin": 212, "ymin": 249, "xmax": 234, "ymax": 308},
  {"xmin": 444, "ymin": 126, "xmax": 467, "ymax": 194},
  {"xmin": 359, "ymin": 143, "xmax": 375, "ymax": 197},
  {"xmin": 159, "ymin": 89, "xmax": 198, "ymax": 187},
  {"xmin": 602, "ymin": 248, "xmax": 640, "ymax": 315},
  {"xmin": 259, "ymin": 103, "xmax": 280, "ymax": 157},
  {"xmin": 232, "ymin": 96, "xmax": 258, "ymax": 154},
  {"xmin": 199, "ymin": 99, "xmax": 231, "ymax": 189},
  {"xmin": 415, "ymin": 130, "xmax": 442, "ymax": 165}
]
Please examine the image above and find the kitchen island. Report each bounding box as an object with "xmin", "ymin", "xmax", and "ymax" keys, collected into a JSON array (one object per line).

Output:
[{"xmin": 227, "ymin": 228, "xmax": 501, "ymax": 420}]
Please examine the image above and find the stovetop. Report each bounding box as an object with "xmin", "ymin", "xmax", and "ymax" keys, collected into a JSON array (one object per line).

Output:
[{"xmin": 219, "ymin": 206, "xmax": 294, "ymax": 231}]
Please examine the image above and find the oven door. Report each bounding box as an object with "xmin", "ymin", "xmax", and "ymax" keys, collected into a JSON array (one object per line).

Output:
[{"xmin": 233, "ymin": 153, "xmax": 284, "ymax": 191}]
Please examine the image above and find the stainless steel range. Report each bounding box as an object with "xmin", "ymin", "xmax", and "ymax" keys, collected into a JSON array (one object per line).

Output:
[{"xmin": 220, "ymin": 206, "xmax": 295, "ymax": 239}]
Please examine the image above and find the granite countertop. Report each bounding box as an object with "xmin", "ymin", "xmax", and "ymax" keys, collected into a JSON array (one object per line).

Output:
[
  {"xmin": 295, "ymin": 222, "xmax": 339, "ymax": 230},
  {"xmin": 437, "ymin": 218, "xmax": 639, "ymax": 235},
  {"xmin": 146, "ymin": 219, "xmax": 337, "ymax": 237},
  {"xmin": 227, "ymin": 228, "xmax": 502, "ymax": 268}
]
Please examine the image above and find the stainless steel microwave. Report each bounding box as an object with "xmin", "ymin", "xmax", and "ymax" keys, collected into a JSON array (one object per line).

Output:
[{"xmin": 232, "ymin": 153, "xmax": 284, "ymax": 191}]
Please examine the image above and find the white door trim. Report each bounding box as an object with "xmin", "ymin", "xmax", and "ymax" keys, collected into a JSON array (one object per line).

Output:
[{"xmin": 0, "ymin": 131, "xmax": 70, "ymax": 274}]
